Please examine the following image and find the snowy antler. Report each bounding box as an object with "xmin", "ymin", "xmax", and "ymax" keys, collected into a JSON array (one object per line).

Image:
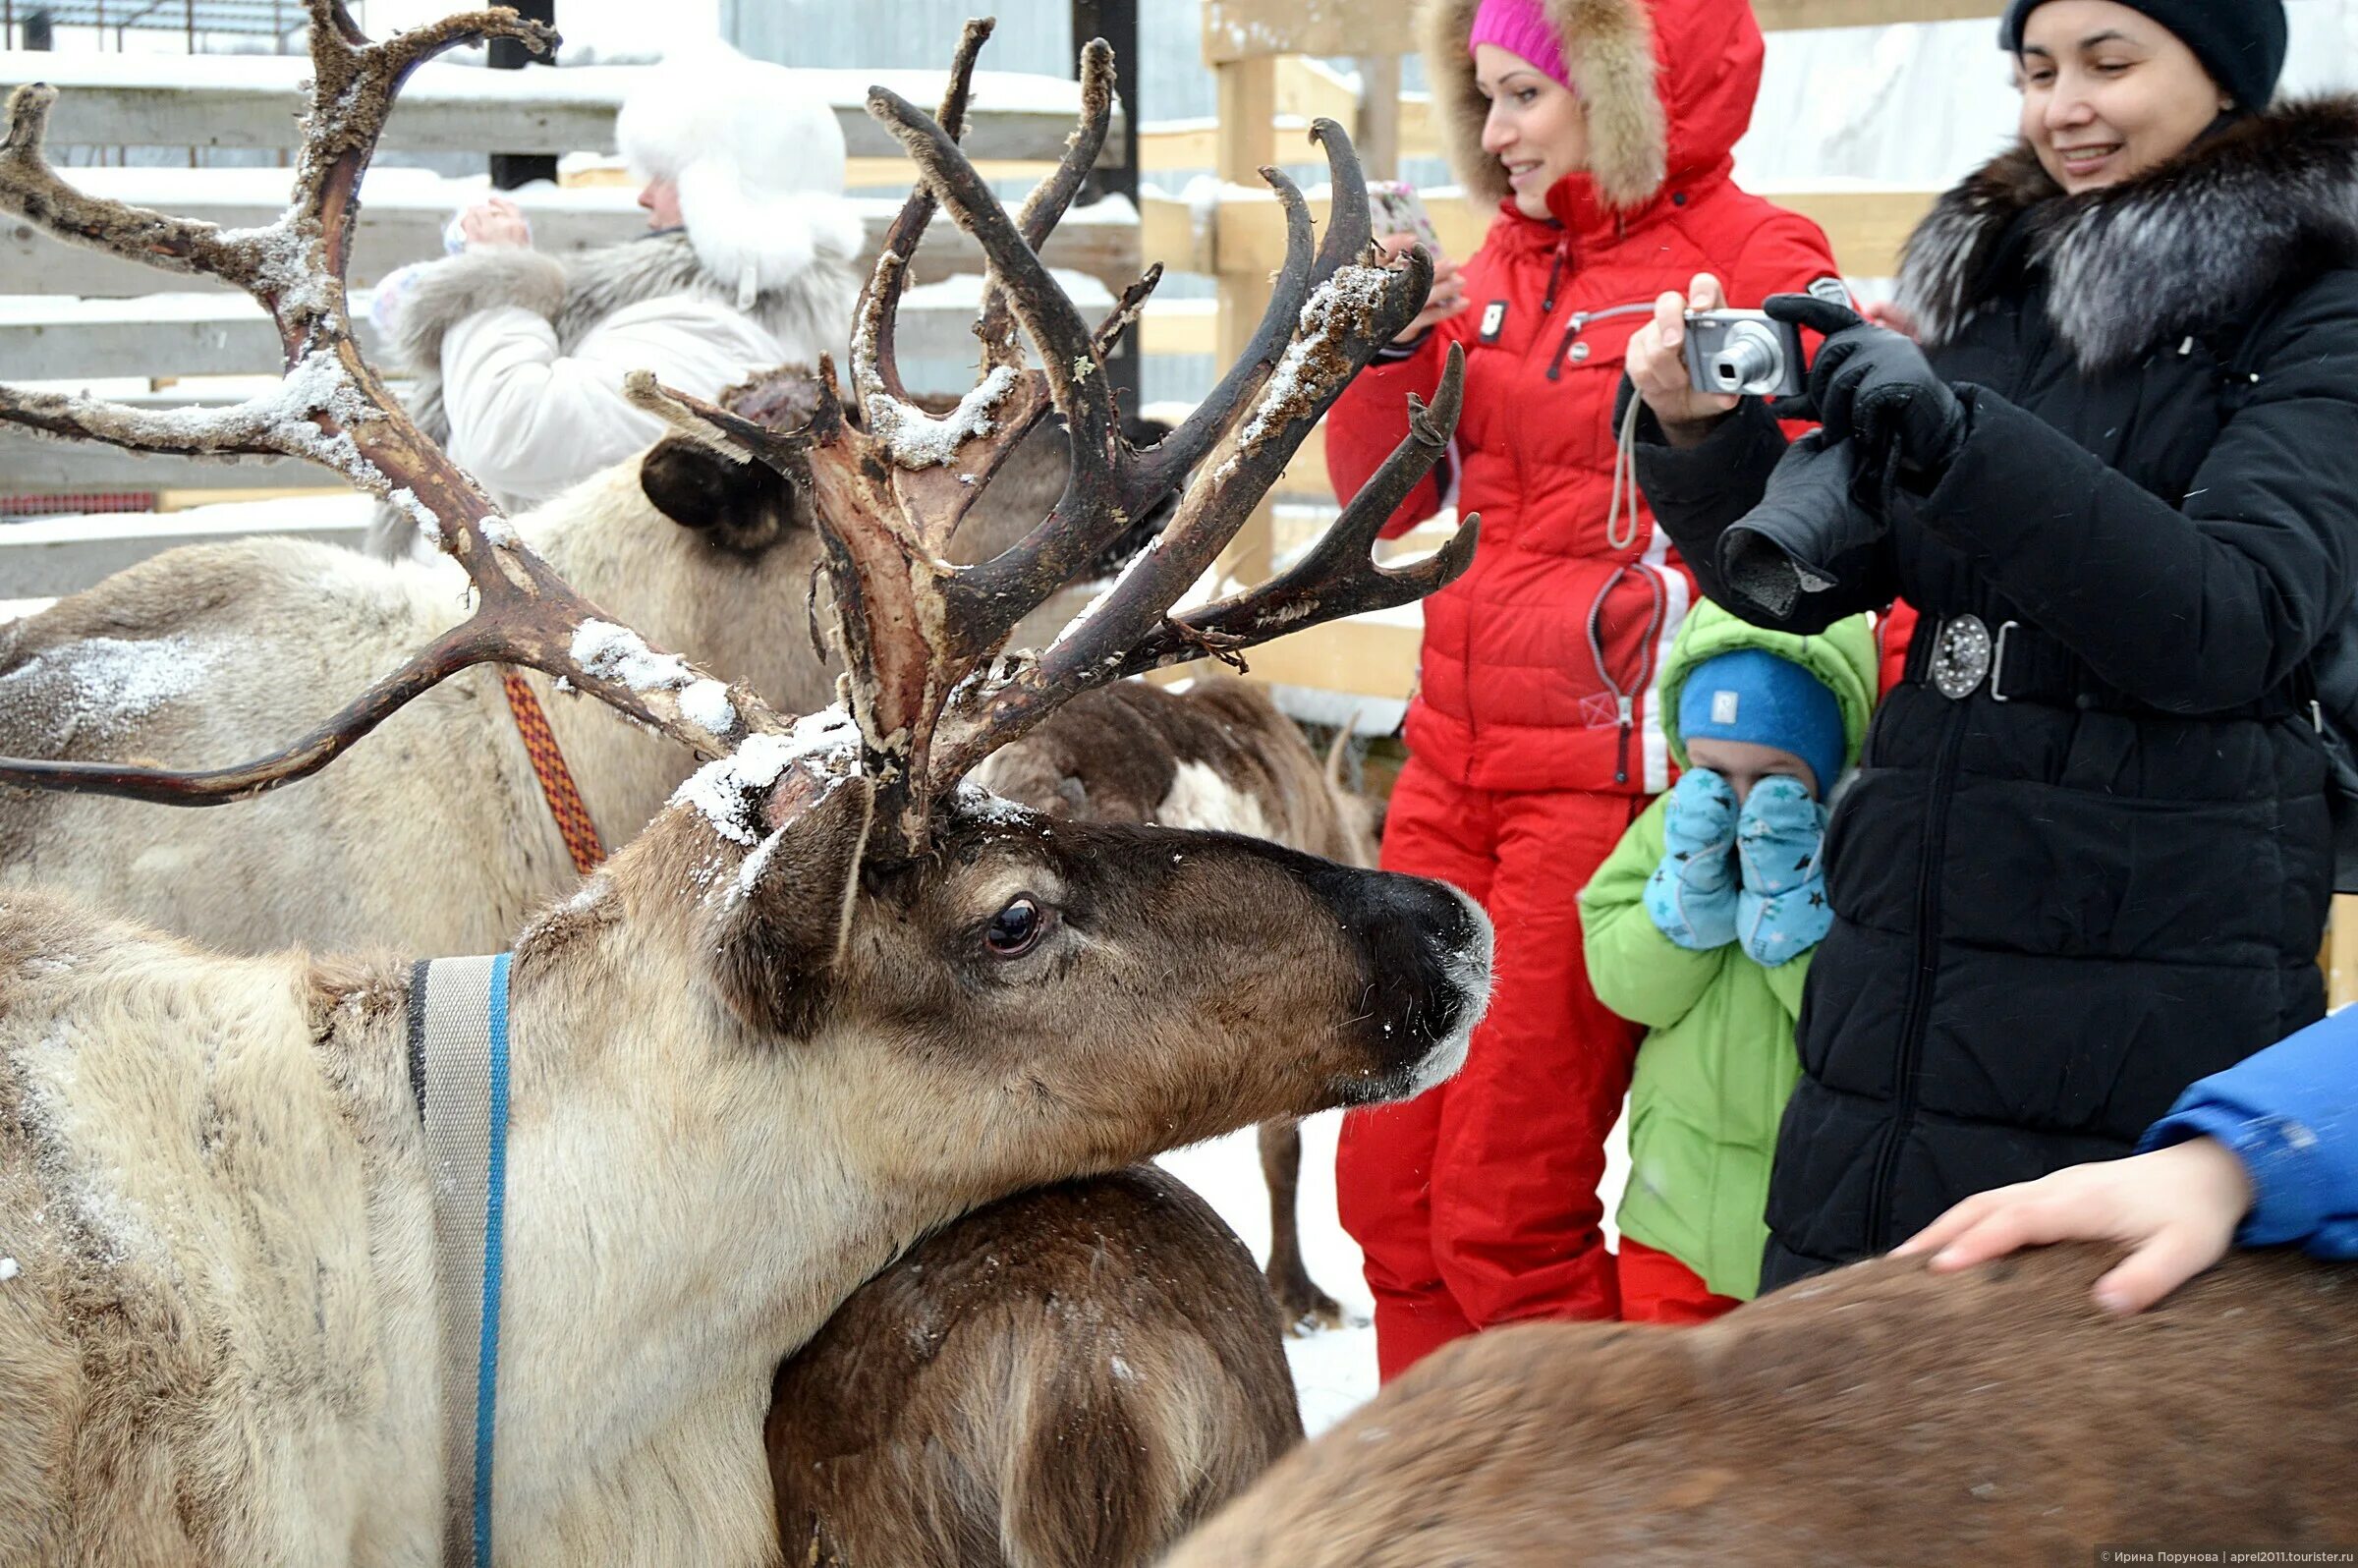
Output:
[
  {"xmin": 0, "ymin": 1, "xmax": 797, "ymax": 805},
  {"xmin": 634, "ymin": 28, "xmax": 1478, "ymax": 856}
]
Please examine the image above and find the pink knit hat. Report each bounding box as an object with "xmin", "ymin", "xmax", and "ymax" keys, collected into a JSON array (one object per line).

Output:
[{"xmin": 1468, "ymin": 0, "xmax": 1572, "ymax": 91}]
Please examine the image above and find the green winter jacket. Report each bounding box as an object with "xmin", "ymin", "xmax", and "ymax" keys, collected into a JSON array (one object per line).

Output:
[{"xmin": 1582, "ymin": 600, "xmax": 1879, "ymax": 1300}]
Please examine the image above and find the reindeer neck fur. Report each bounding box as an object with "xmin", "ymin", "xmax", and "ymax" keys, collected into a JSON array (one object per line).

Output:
[
  {"xmin": 0, "ymin": 804, "xmax": 981, "ymax": 1566},
  {"xmin": 407, "ymin": 815, "xmax": 990, "ymax": 1565}
]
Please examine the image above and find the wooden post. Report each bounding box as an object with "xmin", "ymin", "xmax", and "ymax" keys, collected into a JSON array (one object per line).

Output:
[
  {"xmin": 1214, "ymin": 54, "xmax": 1279, "ymax": 585},
  {"xmin": 1356, "ymin": 54, "xmax": 1401, "ymax": 183},
  {"xmin": 2329, "ymin": 897, "xmax": 2358, "ymax": 1010}
]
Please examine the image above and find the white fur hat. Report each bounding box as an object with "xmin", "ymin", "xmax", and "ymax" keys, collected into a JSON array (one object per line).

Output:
[{"xmin": 616, "ymin": 40, "xmax": 867, "ymax": 307}]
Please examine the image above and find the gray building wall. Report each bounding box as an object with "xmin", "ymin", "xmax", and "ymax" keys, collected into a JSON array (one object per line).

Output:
[{"xmin": 720, "ymin": 0, "xmax": 1221, "ymax": 122}]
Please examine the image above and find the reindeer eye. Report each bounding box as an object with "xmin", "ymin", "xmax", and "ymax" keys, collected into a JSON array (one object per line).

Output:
[{"xmin": 984, "ymin": 896, "xmax": 1045, "ymax": 958}]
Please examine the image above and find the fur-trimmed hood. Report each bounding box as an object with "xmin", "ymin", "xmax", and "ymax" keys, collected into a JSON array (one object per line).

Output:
[
  {"xmin": 1898, "ymin": 96, "xmax": 2358, "ymax": 374},
  {"xmin": 1419, "ymin": 0, "xmax": 1766, "ymax": 212}
]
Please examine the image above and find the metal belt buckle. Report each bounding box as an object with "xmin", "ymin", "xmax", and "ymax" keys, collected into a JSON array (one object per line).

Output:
[
  {"xmin": 1988, "ymin": 621, "xmax": 2020, "ymax": 703},
  {"xmin": 1930, "ymin": 614, "xmax": 1993, "ymax": 700}
]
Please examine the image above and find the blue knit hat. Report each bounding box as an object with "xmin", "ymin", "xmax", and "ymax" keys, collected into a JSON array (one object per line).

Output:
[{"xmin": 1677, "ymin": 648, "xmax": 1846, "ymax": 798}]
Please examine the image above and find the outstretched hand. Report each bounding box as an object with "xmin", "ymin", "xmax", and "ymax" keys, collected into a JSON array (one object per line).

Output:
[
  {"xmin": 457, "ymin": 194, "xmax": 533, "ymax": 250},
  {"xmin": 1892, "ymin": 1138, "xmax": 2256, "ymax": 1314}
]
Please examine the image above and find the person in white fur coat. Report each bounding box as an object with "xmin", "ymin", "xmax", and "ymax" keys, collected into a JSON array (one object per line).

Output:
[{"xmin": 368, "ymin": 40, "xmax": 863, "ymax": 541}]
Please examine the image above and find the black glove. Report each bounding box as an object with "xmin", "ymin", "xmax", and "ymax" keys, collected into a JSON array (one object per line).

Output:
[
  {"xmin": 1766, "ymin": 293, "xmax": 1967, "ymax": 480},
  {"xmin": 1719, "ymin": 432, "xmax": 1883, "ymax": 623}
]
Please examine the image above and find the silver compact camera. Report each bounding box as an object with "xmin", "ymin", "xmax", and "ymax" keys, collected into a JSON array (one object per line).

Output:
[{"xmin": 1683, "ymin": 310, "xmax": 1807, "ymax": 398}]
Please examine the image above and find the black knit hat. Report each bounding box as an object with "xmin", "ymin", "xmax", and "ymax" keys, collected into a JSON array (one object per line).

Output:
[{"xmin": 1999, "ymin": 0, "xmax": 2288, "ymax": 111}]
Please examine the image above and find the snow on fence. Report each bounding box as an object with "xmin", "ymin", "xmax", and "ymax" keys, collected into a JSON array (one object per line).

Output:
[
  {"xmin": 0, "ymin": 50, "xmax": 1124, "ymax": 166},
  {"xmin": 0, "ymin": 166, "xmax": 1143, "ymax": 299},
  {"xmin": 0, "ymin": 495, "xmax": 376, "ymax": 598}
]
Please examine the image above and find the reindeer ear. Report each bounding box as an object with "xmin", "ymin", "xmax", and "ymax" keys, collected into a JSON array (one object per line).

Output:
[
  {"xmin": 641, "ymin": 438, "xmax": 772, "ymax": 532},
  {"xmin": 708, "ymin": 774, "xmax": 876, "ymax": 1039}
]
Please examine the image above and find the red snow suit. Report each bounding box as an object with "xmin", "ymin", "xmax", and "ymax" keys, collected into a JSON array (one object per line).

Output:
[{"xmin": 1331, "ymin": 0, "xmax": 1842, "ymax": 1377}]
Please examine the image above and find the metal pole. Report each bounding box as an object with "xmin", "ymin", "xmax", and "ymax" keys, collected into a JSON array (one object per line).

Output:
[
  {"xmin": 488, "ymin": 0, "xmax": 558, "ymax": 191},
  {"xmin": 1069, "ymin": 0, "xmax": 1142, "ymax": 418}
]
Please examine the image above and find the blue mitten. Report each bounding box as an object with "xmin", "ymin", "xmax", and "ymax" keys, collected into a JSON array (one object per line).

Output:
[
  {"xmin": 1735, "ymin": 776, "xmax": 1832, "ymax": 967},
  {"xmin": 1644, "ymin": 769, "xmax": 1739, "ymax": 950}
]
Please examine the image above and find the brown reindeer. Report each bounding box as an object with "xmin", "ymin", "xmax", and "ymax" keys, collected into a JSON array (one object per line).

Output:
[
  {"xmin": 767, "ymin": 1165, "xmax": 1303, "ymax": 1568},
  {"xmin": 759, "ymin": 682, "xmax": 1386, "ymax": 1568},
  {"xmin": 973, "ymin": 674, "xmax": 1379, "ymax": 1332},
  {"xmin": 1164, "ymin": 1244, "xmax": 2358, "ymax": 1567},
  {"xmin": 0, "ymin": 8, "xmax": 1484, "ymax": 1564}
]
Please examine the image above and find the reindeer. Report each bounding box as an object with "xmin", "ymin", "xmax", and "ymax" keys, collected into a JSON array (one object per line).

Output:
[
  {"xmin": 1164, "ymin": 1245, "xmax": 2358, "ymax": 1567},
  {"xmin": 0, "ymin": 7, "xmax": 1486, "ymax": 1564},
  {"xmin": 767, "ymin": 1165, "xmax": 1303, "ymax": 1568},
  {"xmin": 973, "ymin": 674, "xmax": 1381, "ymax": 1333},
  {"xmin": 759, "ymin": 681, "xmax": 1387, "ymax": 1568}
]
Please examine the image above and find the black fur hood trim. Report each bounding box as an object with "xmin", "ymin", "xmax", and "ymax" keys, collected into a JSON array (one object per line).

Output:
[{"xmin": 1897, "ymin": 95, "xmax": 2358, "ymax": 373}]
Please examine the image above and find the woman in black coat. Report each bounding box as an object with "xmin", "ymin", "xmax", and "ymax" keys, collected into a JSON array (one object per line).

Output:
[{"xmin": 1621, "ymin": 0, "xmax": 2358, "ymax": 1291}]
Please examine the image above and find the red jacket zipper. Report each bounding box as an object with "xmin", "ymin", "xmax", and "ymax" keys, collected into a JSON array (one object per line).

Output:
[{"xmin": 1546, "ymin": 300, "xmax": 1657, "ymax": 384}]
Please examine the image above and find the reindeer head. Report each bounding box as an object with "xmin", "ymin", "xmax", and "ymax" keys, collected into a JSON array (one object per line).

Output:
[{"xmin": 0, "ymin": 5, "xmax": 1488, "ymax": 1235}]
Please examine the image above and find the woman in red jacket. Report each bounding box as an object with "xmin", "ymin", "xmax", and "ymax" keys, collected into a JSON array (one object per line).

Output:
[{"xmin": 1329, "ymin": 0, "xmax": 1842, "ymax": 1377}]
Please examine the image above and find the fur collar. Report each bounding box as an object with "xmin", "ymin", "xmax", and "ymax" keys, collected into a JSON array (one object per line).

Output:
[
  {"xmin": 1897, "ymin": 96, "xmax": 2358, "ymax": 373},
  {"xmin": 386, "ymin": 231, "xmax": 856, "ymax": 391},
  {"xmin": 1420, "ymin": 0, "xmax": 1665, "ymax": 209}
]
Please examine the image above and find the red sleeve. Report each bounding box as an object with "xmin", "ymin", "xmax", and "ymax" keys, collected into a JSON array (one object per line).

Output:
[
  {"xmin": 1877, "ymin": 599, "xmax": 1920, "ymax": 697},
  {"xmin": 1721, "ymin": 206, "xmax": 1849, "ymax": 445},
  {"xmin": 1323, "ymin": 246, "xmax": 1488, "ymax": 540},
  {"xmin": 1721, "ymin": 208, "xmax": 1847, "ymax": 310}
]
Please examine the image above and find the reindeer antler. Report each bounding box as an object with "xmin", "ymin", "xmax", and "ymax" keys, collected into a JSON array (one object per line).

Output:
[
  {"xmin": 0, "ymin": 2, "xmax": 784, "ymax": 805},
  {"xmin": 634, "ymin": 29, "xmax": 1479, "ymax": 856}
]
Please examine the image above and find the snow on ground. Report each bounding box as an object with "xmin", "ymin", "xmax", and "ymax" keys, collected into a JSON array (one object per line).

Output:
[{"xmin": 1158, "ymin": 1103, "xmax": 1630, "ymax": 1437}]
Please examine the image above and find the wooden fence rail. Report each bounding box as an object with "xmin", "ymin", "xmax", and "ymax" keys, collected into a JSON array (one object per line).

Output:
[
  {"xmin": 0, "ymin": 50, "xmax": 1124, "ymax": 165},
  {"xmin": 1, "ymin": 170, "xmax": 1142, "ymax": 297}
]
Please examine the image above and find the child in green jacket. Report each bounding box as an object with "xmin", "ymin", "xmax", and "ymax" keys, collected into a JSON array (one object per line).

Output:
[{"xmin": 1581, "ymin": 601, "xmax": 1878, "ymax": 1320}]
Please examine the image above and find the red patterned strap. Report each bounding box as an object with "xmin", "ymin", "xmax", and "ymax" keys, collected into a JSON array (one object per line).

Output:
[{"xmin": 499, "ymin": 668, "xmax": 605, "ymax": 875}]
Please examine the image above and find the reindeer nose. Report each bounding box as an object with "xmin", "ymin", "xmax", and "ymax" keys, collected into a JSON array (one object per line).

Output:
[{"xmin": 1303, "ymin": 863, "xmax": 1494, "ymax": 1098}]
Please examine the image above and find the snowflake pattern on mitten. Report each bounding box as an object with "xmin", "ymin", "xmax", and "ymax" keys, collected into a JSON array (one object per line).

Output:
[
  {"xmin": 1644, "ymin": 768, "xmax": 1740, "ymax": 950},
  {"xmin": 1735, "ymin": 776, "xmax": 1832, "ymax": 967}
]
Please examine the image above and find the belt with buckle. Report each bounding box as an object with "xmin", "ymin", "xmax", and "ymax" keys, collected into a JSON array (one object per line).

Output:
[
  {"xmin": 1923, "ymin": 614, "xmax": 2017, "ymax": 701},
  {"xmin": 1907, "ymin": 612, "xmax": 2301, "ymax": 721}
]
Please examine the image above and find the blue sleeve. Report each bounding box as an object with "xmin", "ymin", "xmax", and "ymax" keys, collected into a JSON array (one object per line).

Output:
[{"xmin": 2137, "ymin": 1009, "xmax": 2358, "ymax": 1260}]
